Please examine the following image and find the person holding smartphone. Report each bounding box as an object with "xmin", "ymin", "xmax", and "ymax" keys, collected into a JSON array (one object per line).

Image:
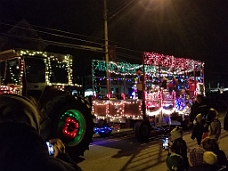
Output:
[
  {"xmin": 167, "ymin": 126, "xmax": 189, "ymax": 170},
  {"xmin": 0, "ymin": 94, "xmax": 82, "ymax": 171}
]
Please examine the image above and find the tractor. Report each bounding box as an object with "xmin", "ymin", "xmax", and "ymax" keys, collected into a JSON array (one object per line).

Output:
[{"xmin": 0, "ymin": 49, "xmax": 94, "ymax": 158}]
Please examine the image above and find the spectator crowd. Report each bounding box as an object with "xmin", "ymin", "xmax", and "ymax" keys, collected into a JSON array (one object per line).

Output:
[
  {"xmin": 0, "ymin": 93, "xmax": 228, "ymax": 171},
  {"xmin": 166, "ymin": 95, "xmax": 227, "ymax": 171}
]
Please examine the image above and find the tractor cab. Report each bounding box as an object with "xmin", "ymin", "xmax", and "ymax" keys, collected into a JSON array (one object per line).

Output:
[{"xmin": 0, "ymin": 49, "xmax": 81, "ymax": 102}]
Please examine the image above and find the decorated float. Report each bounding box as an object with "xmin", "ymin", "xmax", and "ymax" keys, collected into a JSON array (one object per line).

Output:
[{"xmin": 92, "ymin": 51, "xmax": 205, "ymax": 137}]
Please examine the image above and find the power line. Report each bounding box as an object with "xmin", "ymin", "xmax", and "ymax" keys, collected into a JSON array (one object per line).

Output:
[
  {"xmin": 108, "ymin": 0, "xmax": 135, "ymax": 21},
  {"xmin": 1, "ymin": 19, "xmax": 143, "ymax": 54},
  {"xmin": 116, "ymin": 46, "xmax": 142, "ymax": 54},
  {"xmin": 116, "ymin": 52, "xmax": 141, "ymax": 61},
  {"xmin": 1, "ymin": 19, "xmax": 105, "ymax": 42},
  {"xmin": 0, "ymin": 33, "xmax": 104, "ymax": 53},
  {"xmin": 0, "ymin": 33, "xmax": 142, "ymax": 61},
  {"xmin": 0, "ymin": 22, "xmax": 104, "ymax": 47}
]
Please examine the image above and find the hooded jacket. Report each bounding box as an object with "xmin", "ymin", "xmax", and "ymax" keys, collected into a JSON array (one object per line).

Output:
[
  {"xmin": 0, "ymin": 94, "xmax": 82, "ymax": 171},
  {"xmin": 208, "ymin": 118, "xmax": 221, "ymax": 141},
  {"xmin": 0, "ymin": 122, "xmax": 82, "ymax": 171}
]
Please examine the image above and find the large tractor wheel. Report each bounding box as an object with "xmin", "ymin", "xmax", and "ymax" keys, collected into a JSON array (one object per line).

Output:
[
  {"xmin": 134, "ymin": 120, "xmax": 151, "ymax": 141},
  {"xmin": 43, "ymin": 95, "xmax": 94, "ymax": 158}
]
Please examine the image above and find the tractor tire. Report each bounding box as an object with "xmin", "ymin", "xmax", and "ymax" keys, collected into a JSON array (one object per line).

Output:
[
  {"xmin": 134, "ymin": 120, "xmax": 151, "ymax": 141},
  {"xmin": 42, "ymin": 95, "xmax": 94, "ymax": 158}
]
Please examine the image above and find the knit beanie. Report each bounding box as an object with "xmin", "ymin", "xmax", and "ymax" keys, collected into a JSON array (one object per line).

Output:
[
  {"xmin": 203, "ymin": 151, "xmax": 218, "ymax": 165},
  {"xmin": 193, "ymin": 113, "xmax": 202, "ymax": 125},
  {"xmin": 196, "ymin": 113, "xmax": 202, "ymax": 119},
  {"xmin": 171, "ymin": 127, "xmax": 183, "ymax": 141},
  {"xmin": 0, "ymin": 94, "xmax": 40, "ymax": 133},
  {"xmin": 166, "ymin": 153, "xmax": 184, "ymax": 171},
  {"xmin": 189, "ymin": 147, "xmax": 206, "ymax": 166}
]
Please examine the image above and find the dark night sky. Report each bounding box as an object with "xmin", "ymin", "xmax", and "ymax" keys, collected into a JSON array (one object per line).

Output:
[{"xmin": 0, "ymin": 0, "xmax": 228, "ymax": 86}]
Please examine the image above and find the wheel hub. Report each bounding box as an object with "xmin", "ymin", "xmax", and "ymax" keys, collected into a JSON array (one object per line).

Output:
[
  {"xmin": 58, "ymin": 110, "xmax": 86, "ymax": 146},
  {"xmin": 62, "ymin": 117, "xmax": 79, "ymax": 139}
]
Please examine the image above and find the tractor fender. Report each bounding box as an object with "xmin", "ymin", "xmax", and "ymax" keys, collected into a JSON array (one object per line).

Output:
[{"xmin": 39, "ymin": 88, "xmax": 69, "ymax": 105}]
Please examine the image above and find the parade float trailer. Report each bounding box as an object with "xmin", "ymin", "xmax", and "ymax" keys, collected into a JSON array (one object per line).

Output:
[{"xmin": 92, "ymin": 51, "xmax": 205, "ymax": 139}]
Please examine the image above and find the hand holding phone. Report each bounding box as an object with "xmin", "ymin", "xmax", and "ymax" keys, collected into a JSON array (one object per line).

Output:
[{"xmin": 49, "ymin": 138, "xmax": 65, "ymax": 157}]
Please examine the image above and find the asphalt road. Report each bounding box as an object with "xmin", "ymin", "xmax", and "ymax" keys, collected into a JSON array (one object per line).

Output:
[{"xmin": 77, "ymin": 115, "xmax": 228, "ymax": 171}]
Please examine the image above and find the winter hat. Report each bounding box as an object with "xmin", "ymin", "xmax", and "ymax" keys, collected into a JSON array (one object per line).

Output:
[
  {"xmin": 207, "ymin": 108, "xmax": 219, "ymax": 123},
  {"xmin": 189, "ymin": 147, "xmax": 206, "ymax": 166},
  {"xmin": 166, "ymin": 153, "xmax": 184, "ymax": 171},
  {"xmin": 171, "ymin": 126, "xmax": 183, "ymax": 141},
  {"xmin": 0, "ymin": 94, "xmax": 40, "ymax": 133},
  {"xmin": 193, "ymin": 114, "xmax": 202, "ymax": 124},
  {"xmin": 203, "ymin": 151, "xmax": 218, "ymax": 165},
  {"xmin": 210, "ymin": 108, "xmax": 219, "ymax": 116},
  {"xmin": 196, "ymin": 113, "xmax": 202, "ymax": 119}
]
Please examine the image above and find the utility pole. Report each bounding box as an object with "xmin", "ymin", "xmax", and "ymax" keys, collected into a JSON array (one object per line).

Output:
[{"xmin": 104, "ymin": 0, "xmax": 111, "ymax": 95}]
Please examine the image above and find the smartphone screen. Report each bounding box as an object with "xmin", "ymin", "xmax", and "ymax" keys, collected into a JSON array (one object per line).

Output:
[
  {"xmin": 162, "ymin": 137, "xmax": 169, "ymax": 150},
  {"xmin": 46, "ymin": 142, "xmax": 55, "ymax": 155}
]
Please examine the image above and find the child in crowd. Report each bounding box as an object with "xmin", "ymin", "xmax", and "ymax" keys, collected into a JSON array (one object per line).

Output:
[
  {"xmin": 170, "ymin": 126, "xmax": 183, "ymax": 142},
  {"xmin": 171, "ymin": 139, "xmax": 189, "ymax": 170},
  {"xmin": 189, "ymin": 147, "xmax": 219, "ymax": 171},
  {"xmin": 208, "ymin": 108, "xmax": 221, "ymax": 142},
  {"xmin": 169, "ymin": 126, "xmax": 189, "ymax": 170},
  {"xmin": 166, "ymin": 152, "xmax": 186, "ymax": 171},
  {"xmin": 191, "ymin": 114, "xmax": 204, "ymax": 145},
  {"xmin": 202, "ymin": 137, "xmax": 228, "ymax": 170}
]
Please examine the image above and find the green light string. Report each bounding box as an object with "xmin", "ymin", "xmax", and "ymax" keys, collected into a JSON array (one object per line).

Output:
[
  {"xmin": 92, "ymin": 60, "xmax": 157, "ymax": 75},
  {"xmin": 92, "ymin": 61, "xmax": 98, "ymax": 94}
]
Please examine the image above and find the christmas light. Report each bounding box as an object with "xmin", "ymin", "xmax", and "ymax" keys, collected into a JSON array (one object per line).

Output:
[
  {"xmin": 0, "ymin": 85, "xmax": 22, "ymax": 94},
  {"xmin": 144, "ymin": 51, "xmax": 203, "ymax": 73},
  {"xmin": 91, "ymin": 51, "xmax": 204, "ymax": 120},
  {"xmin": 92, "ymin": 99, "xmax": 143, "ymax": 119},
  {"xmin": 18, "ymin": 49, "xmax": 79, "ymax": 87},
  {"xmin": 175, "ymin": 97, "xmax": 187, "ymax": 110},
  {"xmin": 0, "ymin": 49, "xmax": 81, "ymax": 96},
  {"xmin": 93, "ymin": 60, "xmax": 158, "ymax": 75}
]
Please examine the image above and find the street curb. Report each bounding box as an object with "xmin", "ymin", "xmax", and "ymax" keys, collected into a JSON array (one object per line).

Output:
[{"xmin": 93, "ymin": 129, "xmax": 134, "ymax": 138}]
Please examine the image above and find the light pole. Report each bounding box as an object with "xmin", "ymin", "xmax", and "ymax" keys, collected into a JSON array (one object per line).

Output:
[{"xmin": 104, "ymin": 0, "xmax": 111, "ymax": 96}]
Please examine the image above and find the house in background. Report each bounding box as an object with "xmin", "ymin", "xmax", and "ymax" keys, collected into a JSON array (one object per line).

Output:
[{"xmin": 0, "ymin": 19, "xmax": 47, "ymax": 51}]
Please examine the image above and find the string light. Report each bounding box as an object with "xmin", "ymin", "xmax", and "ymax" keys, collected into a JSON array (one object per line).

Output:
[
  {"xmin": 93, "ymin": 100, "xmax": 143, "ymax": 119},
  {"xmin": 18, "ymin": 49, "xmax": 77, "ymax": 86},
  {"xmin": 92, "ymin": 51, "xmax": 204, "ymax": 120},
  {"xmin": 144, "ymin": 52, "xmax": 203, "ymax": 73},
  {"xmin": 93, "ymin": 60, "xmax": 158, "ymax": 75},
  {"xmin": 0, "ymin": 49, "xmax": 82, "ymax": 94},
  {"xmin": 0, "ymin": 85, "xmax": 22, "ymax": 94}
]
